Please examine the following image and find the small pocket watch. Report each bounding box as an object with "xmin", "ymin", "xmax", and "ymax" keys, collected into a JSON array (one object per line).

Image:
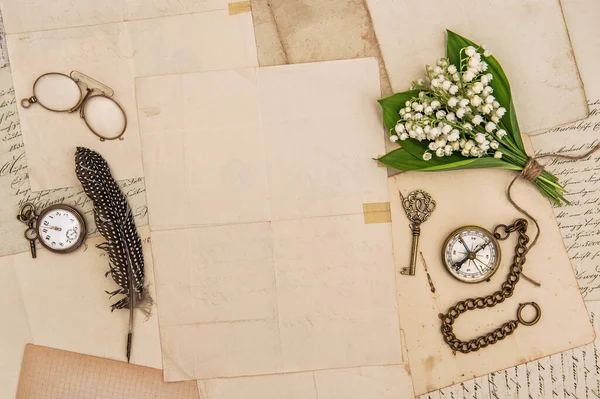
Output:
[
  {"xmin": 442, "ymin": 225, "xmax": 501, "ymax": 283},
  {"xmin": 18, "ymin": 203, "xmax": 87, "ymax": 256}
]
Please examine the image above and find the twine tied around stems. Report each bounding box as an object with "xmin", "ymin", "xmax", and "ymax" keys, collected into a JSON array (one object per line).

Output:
[{"xmin": 506, "ymin": 142, "xmax": 600, "ymax": 282}]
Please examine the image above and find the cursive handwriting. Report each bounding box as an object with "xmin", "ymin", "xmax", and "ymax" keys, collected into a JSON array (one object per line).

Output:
[
  {"xmin": 0, "ymin": 66, "xmax": 148, "ymax": 257},
  {"xmin": 532, "ymin": 100, "xmax": 600, "ymax": 300}
]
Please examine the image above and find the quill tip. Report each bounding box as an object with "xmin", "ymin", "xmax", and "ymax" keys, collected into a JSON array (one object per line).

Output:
[{"xmin": 126, "ymin": 332, "xmax": 133, "ymax": 363}]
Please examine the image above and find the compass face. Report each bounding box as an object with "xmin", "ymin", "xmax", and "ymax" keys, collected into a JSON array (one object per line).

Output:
[{"xmin": 442, "ymin": 226, "xmax": 501, "ymax": 283}]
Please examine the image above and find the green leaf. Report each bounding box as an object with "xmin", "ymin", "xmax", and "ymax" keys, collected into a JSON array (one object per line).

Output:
[
  {"xmin": 378, "ymin": 148, "xmax": 521, "ymax": 172},
  {"xmin": 378, "ymin": 90, "xmax": 421, "ymax": 131},
  {"xmin": 446, "ymin": 30, "xmax": 525, "ymax": 152}
]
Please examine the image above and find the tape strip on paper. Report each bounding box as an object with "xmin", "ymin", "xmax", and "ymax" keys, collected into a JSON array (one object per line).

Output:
[
  {"xmin": 229, "ymin": 1, "xmax": 251, "ymax": 15},
  {"xmin": 363, "ymin": 202, "xmax": 391, "ymax": 224}
]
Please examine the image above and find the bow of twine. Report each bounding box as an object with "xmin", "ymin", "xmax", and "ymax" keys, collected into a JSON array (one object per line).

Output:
[{"xmin": 506, "ymin": 142, "xmax": 600, "ymax": 286}]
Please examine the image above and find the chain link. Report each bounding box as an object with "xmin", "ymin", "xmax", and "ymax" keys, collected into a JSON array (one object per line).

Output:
[{"xmin": 438, "ymin": 218, "xmax": 540, "ymax": 354}]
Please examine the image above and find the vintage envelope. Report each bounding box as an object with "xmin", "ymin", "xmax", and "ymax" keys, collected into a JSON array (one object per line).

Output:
[
  {"xmin": 0, "ymin": 227, "xmax": 162, "ymax": 399},
  {"xmin": 2, "ymin": 2, "xmax": 258, "ymax": 191},
  {"xmin": 365, "ymin": 0, "xmax": 588, "ymax": 135},
  {"xmin": 388, "ymin": 166, "xmax": 595, "ymax": 395},
  {"xmin": 135, "ymin": 58, "xmax": 403, "ymax": 381}
]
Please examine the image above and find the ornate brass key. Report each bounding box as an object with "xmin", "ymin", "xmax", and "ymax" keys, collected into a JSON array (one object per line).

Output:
[{"xmin": 400, "ymin": 190, "xmax": 436, "ymax": 276}]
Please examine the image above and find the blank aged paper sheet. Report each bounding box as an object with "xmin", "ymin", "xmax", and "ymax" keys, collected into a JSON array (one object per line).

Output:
[
  {"xmin": 365, "ymin": 0, "xmax": 588, "ymax": 135},
  {"xmin": 135, "ymin": 58, "xmax": 404, "ymax": 382},
  {"xmin": 0, "ymin": 227, "xmax": 162, "ymax": 399},
  {"xmin": 1, "ymin": 0, "xmax": 258, "ymax": 191}
]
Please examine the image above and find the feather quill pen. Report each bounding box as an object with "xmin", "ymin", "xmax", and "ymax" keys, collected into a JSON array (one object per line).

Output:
[{"xmin": 75, "ymin": 147, "xmax": 145, "ymax": 363}]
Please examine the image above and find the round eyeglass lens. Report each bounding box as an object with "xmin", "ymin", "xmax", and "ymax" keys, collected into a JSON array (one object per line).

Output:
[
  {"xmin": 82, "ymin": 95, "xmax": 127, "ymax": 140},
  {"xmin": 33, "ymin": 73, "xmax": 81, "ymax": 111}
]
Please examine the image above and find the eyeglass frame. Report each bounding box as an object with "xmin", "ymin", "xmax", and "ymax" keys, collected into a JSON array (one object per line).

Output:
[{"xmin": 20, "ymin": 70, "xmax": 127, "ymax": 142}]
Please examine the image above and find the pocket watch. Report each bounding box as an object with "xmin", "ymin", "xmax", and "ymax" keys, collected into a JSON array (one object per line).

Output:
[
  {"xmin": 442, "ymin": 225, "xmax": 501, "ymax": 283},
  {"xmin": 18, "ymin": 203, "xmax": 87, "ymax": 255}
]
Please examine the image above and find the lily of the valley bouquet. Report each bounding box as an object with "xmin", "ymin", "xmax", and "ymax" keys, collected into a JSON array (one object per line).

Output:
[{"xmin": 378, "ymin": 31, "xmax": 567, "ymax": 205}]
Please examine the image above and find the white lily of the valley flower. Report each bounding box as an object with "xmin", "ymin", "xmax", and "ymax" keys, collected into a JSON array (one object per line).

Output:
[
  {"xmin": 485, "ymin": 122, "xmax": 496, "ymax": 133},
  {"xmin": 448, "ymin": 65, "xmax": 457, "ymax": 74},
  {"xmin": 448, "ymin": 97, "xmax": 458, "ymax": 107},
  {"xmin": 494, "ymin": 151, "xmax": 503, "ymax": 159},
  {"xmin": 475, "ymin": 133, "xmax": 486, "ymax": 143},
  {"xmin": 390, "ymin": 135, "xmax": 399, "ymax": 143},
  {"xmin": 456, "ymin": 108, "xmax": 466, "ymax": 118},
  {"xmin": 491, "ymin": 115, "xmax": 499, "ymax": 123},
  {"xmin": 400, "ymin": 133, "xmax": 409, "ymax": 140},
  {"xmin": 496, "ymin": 129, "xmax": 507, "ymax": 139},
  {"xmin": 463, "ymin": 70, "xmax": 475, "ymax": 82},
  {"xmin": 472, "ymin": 115, "xmax": 483, "ymax": 125},
  {"xmin": 471, "ymin": 96, "xmax": 483, "ymax": 107},
  {"xmin": 464, "ymin": 140, "xmax": 475, "ymax": 150},
  {"xmin": 449, "ymin": 85, "xmax": 459, "ymax": 95},
  {"xmin": 465, "ymin": 46, "xmax": 476, "ymax": 57},
  {"xmin": 490, "ymin": 140, "xmax": 499, "ymax": 149},
  {"xmin": 452, "ymin": 141, "xmax": 460, "ymax": 150},
  {"xmin": 444, "ymin": 145, "xmax": 453, "ymax": 156},
  {"xmin": 423, "ymin": 152, "xmax": 432, "ymax": 161},
  {"xmin": 496, "ymin": 107, "xmax": 507, "ymax": 117},
  {"xmin": 395, "ymin": 124, "xmax": 405, "ymax": 133},
  {"xmin": 435, "ymin": 148, "xmax": 445, "ymax": 157}
]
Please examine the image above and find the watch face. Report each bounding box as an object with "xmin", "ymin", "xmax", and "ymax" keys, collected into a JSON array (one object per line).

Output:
[
  {"xmin": 37, "ymin": 205, "xmax": 86, "ymax": 253},
  {"xmin": 442, "ymin": 226, "xmax": 501, "ymax": 283}
]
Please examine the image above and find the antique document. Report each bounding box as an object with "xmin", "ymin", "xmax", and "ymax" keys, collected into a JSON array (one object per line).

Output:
[
  {"xmin": 16, "ymin": 345, "xmax": 199, "ymax": 399},
  {"xmin": 419, "ymin": 301, "xmax": 600, "ymax": 399},
  {"xmin": 0, "ymin": 66, "xmax": 148, "ymax": 257},
  {"xmin": 198, "ymin": 365, "xmax": 413, "ymax": 399},
  {"xmin": 365, "ymin": 0, "xmax": 588, "ymax": 135},
  {"xmin": 2, "ymin": 1, "xmax": 258, "ymax": 191},
  {"xmin": 136, "ymin": 58, "xmax": 403, "ymax": 381},
  {"xmin": 0, "ymin": 227, "xmax": 162, "ymax": 398},
  {"xmin": 388, "ymin": 165, "xmax": 594, "ymax": 395}
]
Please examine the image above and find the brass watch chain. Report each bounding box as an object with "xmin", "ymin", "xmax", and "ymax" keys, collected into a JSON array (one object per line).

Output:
[{"xmin": 439, "ymin": 218, "xmax": 541, "ymax": 354}]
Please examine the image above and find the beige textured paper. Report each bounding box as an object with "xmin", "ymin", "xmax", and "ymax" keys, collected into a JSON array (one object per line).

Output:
[
  {"xmin": 0, "ymin": 0, "xmax": 233, "ymax": 33},
  {"xmin": 198, "ymin": 365, "xmax": 414, "ymax": 399},
  {"xmin": 5, "ymin": 8, "xmax": 258, "ymax": 191},
  {"xmin": 137, "ymin": 58, "xmax": 401, "ymax": 381},
  {"xmin": 388, "ymin": 166, "xmax": 594, "ymax": 395},
  {"xmin": 0, "ymin": 227, "xmax": 162, "ymax": 397},
  {"xmin": 16, "ymin": 345, "xmax": 199, "ymax": 399},
  {"xmin": 366, "ymin": 0, "xmax": 588, "ymax": 134}
]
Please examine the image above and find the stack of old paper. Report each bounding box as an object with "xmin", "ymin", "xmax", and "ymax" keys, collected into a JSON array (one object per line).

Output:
[{"xmin": 0, "ymin": 0, "xmax": 599, "ymax": 398}]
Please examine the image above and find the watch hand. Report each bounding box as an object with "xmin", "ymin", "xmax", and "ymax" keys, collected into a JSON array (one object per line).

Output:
[{"xmin": 47, "ymin": 225, "xmax": 62, "ymax": 231}]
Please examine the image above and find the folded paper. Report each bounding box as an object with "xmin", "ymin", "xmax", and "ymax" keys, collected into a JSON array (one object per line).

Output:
[
  {"xmin": 136, "ymin": 58, "xmax": 403, "ymax": 381},
  {"xmin": 3, "ymin": 4, "xmax": 258, "ymax": 191}
]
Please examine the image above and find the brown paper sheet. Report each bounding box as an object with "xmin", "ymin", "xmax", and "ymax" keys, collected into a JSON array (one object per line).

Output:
[{"xmin": 16, "ymin": 345, "xmax": 199, "ymax": 399}]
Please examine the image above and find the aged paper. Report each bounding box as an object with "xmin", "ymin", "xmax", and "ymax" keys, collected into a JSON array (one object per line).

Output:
[
  {"xmin": 16, "ymin": 345, "xmax": 199, "ymax": 399},
  {"xmin": 0, "ymin": 227, "xmax": 162, "ymax": 398},
  {"xmin": 0, "ymin": 65, "xmax": 148, "ymax": 257},
  {"xmin": 365, "ymin": 0, "xmax": 588, "ymax": 135},
  {"xmin": 3, "ymin": 3, "xmax": 258, "ymax": 191},
  {"xmin": 528, "ymin": 0, "xmax": 600, "ymax": 300},
  {"xmin": 198, "ymin": 365, "xmax": 413, "ymax": 399},
  {"xmin": 389, "ymin": 165, "xmax": 594, "ymax": 395},
  {"xmin": 136, "ymin": 58, "xmax": 402, "ymax": 381},
  {"xmin": 420, "ymin": 300, "xmax": 600, "ymax": 399}
]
